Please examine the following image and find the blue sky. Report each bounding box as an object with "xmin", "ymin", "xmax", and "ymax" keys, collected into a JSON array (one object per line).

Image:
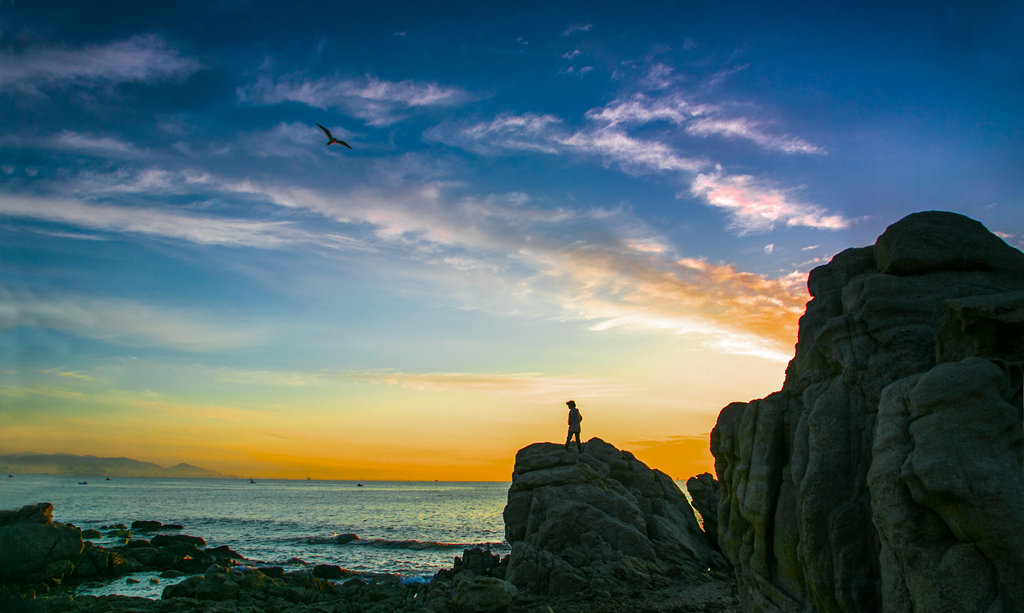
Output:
[{"xmin": 1, "ymin": 0, "xmax": 1022, "ymax": 479}]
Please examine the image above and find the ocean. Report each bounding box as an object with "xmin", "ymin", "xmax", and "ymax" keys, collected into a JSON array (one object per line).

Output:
[{"xmin": 0, "ymin": 475, "xmax": 510, "ymax": 599}]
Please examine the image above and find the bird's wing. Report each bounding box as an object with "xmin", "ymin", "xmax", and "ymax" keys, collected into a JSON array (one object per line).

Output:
[
  {"xmin": 338, "ymin": 141, "xmax": 353, "ymax": 150},
  {"xmin": 316, "ymin": 123, "xmax": 333, "ymax": 138}
]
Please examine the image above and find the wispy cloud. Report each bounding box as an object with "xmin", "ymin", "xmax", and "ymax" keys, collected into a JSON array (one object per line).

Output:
[
  {"xmin": 562, "ymin": 23, "xmax": 593, "ymax": 36},
  {"xmin": 428, "ymin": 112, "xmax": 707, "ymax": 175},
  {"xmin": 0, "ymin": 194, "xmax": 301, "ymax": 248},
  {"xmin": 0, "ymin": 131, "xmax": 144, "ymax": 158},
  {"xmin": 560, "ymin": 65, "xmax": 594, "ymax": 78},
  {"xmin": 560, "ymin": 127, "xmax": 707, "ymax": 174},
  {"xmin": 237, "ymin": 73, "xmax": 479, "ymax": 126},
  {"xmin": 705, "ymin": 63, "xmax": 749, "ymax": 88},
  {"xmin": 219, "ymin": 368, "xmax": 636, "ymax": 397},
  {"xmin": 689, "ymin": 169, "xmax": 850, "ymax": 233},
  {"xmin": 0, "ymin": 286, "xmax": 268, "ymax": 352},
  {"xmin": 686, "ymin": 117, "xmax": 825, "ymax": 154},
  {"xmin": 443, "ymin": 113, "xmax": 567, "ymax": 155},
  {"xmin": 0, "ymin": 35, "xmax": 201, "ymax": 93},
  {"xmin": 431, "ymin": 88, "xmax": 825, "ymax": 181},
  {"xmin": 50, "ymin": 131, "xmax": 142, "ymax": 155},
  {"xmin": 6, "ymin": 167, "xmax": 809, "ymax": 359},
  {"xmin": 586, "ymin": 93, "xmax": 712, "ymax": 126}
]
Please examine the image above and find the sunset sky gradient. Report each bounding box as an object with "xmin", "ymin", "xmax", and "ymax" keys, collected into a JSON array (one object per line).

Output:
[{"xmin": 2, "ymin": 0, "xmax": 1022, "ymax": 480}]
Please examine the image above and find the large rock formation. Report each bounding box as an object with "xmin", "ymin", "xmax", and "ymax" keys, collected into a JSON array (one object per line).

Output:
[
  {"xmin": 711, "ymin": 211, "xmax": 1024, "ymax": 612},
  {"xmin": 0, "ymin": 503, "xmax": 85, "ymax": 586},
  {"xmin": 502, "ymin": 437, "xmax": 723, "ymax": 598}
]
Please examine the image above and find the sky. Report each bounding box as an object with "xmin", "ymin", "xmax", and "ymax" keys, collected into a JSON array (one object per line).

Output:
[{"xmin": 1, "ymin": 0, "xmax": 1022, "ymax": 480}]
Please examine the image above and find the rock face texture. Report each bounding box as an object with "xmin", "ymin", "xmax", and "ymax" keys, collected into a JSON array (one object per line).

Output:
[
  {"xmin": 423, "ymin": 548, "xmax": 517, "ymax": 613},
  {"xmin": 711, "ymin": 211, "xmax": 1024, "ymax": 612},
  {"xmin": 502, "ymin": 437, "xmax": 721, "ymax": 598},
  {"xmin": 0, "ymin": 503, "xmax": 84, "ymax": 585}
]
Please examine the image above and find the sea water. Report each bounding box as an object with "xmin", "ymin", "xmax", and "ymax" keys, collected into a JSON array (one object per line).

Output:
[{"xmin": 0, "ymin": 475, "xmax": 510, "ymax": 598}]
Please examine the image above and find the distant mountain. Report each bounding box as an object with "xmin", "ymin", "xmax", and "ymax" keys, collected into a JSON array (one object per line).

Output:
[{"xmin": 0, "ymin": 453, "xmax": 230, "ymax": 478}]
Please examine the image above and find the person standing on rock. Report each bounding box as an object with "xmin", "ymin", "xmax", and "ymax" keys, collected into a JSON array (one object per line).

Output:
[{"xmin": 565, "ymin": 400, "xmax": 583, "ymax": 452}]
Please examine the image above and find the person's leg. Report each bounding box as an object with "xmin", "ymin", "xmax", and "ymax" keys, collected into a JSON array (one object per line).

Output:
[
  {"xmin": 574, "ymin": 432, "xmax": 582, "ymax": 452},
  {"xmin": 565, "ymin": 431, "xmax": 572, "ymax": 450}
]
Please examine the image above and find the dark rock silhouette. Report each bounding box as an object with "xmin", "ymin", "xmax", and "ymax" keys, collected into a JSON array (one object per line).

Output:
[
  {"xmin": 711, "ymin": 211, "xmax": 1024, "ymax": 612},
  {"xmin": 0, "ymin": 503, "xmax": 84, "ymax": 585},
  {"xmin": 686, "ymin": 472, "xmax": 721, "ymax": 553},
  {"xmin": 502, "ymin": 437, "xmax": 723, "ymax": 598},
  {"xmin": 423, "ymin": 547, "xmax": 516, "ymax": 613}
]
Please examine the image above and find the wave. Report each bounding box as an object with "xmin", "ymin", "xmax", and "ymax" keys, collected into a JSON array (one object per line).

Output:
[{"xmin": 295, "ymin": 535, "xmax": 508, "ymax": 551}]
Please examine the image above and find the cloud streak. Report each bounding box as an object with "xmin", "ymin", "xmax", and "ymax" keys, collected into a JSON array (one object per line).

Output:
[
  {"xmin": 238, "ymin": 73, "xmax": 478, "ymax": 126},
  {"xmin": 5, "ymin": 166, "xmax": 809, "ymax": 359},
  {"xmin": 0, "ymin": 132, "xmax": 145, "ymax": 160},
  {"xmin": 0, "ymin": 194, "xmax": 319, "ymax": 249},
  {"xmin": 686, "ymin": 117, "xmax": 825, "ymax": 154},
  {"xmin": 689, "ymin": 170, "xmax": 850, "ymax": 234},
  {"xmin": 428, "ymin": 112, "xmax": 707, "ymax": 175},
  {"xmin": 0, "ymin": 35, "xmax": 201, "ymax": 92},
  {"xmin": 218, "ymin": 368, "xmax": 636, "ymax": 397},
  {"xmin": 428, "ymin": 79, "xmax": 843, "ymax": 235},
  {"xmin": 0, "ymin": 287, "xmax": 268, "ymax": 352}
]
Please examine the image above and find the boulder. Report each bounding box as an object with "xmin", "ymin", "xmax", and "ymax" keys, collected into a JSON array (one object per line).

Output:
[
  {"xmin": 711, "ymin": 211, "xmax": 1024, "ymax": 612},
  {"xmin": 130, "ymin": 520, "xmax": 162, "ymax": 532},
  {"xmin": 0, "ymin": 503, "xmax": 84, "ymax": 584},
  {"xmin": 874, "ymin": 210, "xmax": 1024, "ymax": 276},
  {"xmin": 313, "ymin": 564, "xmax": 345, "ymax": 579},
  {"xmin": 163, "ymin": 567, "xmax": 241, "ymax": 601},
  {"xmin": 424, "ymin": 548, "xmax": 513, "ymax": 613},
  {"xmin": 685, "ymin": 473, "xmax": 721, "ymax": 553},
  {"xmin": 451, "ymin": 576, "xmax": 518, "ymax": 613},
  {"xmin": 502, "ymin": 438, "xmax": 718, "ymax": 597}
]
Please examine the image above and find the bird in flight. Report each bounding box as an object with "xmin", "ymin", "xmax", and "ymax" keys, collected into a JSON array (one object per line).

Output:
[{"xmin": 316, "ymin": 124, "xmax": 352, "ymax": 150}]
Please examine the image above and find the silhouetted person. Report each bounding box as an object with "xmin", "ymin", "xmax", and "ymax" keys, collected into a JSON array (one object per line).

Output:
[{"xmin": 565, "ymin": 400, "xmax": 582, "ymax": 452}]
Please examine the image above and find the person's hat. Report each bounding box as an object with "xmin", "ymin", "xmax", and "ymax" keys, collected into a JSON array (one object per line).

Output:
[{"xmin": 566, "ymin": 400, "xmax": 576, "ymax": 407}]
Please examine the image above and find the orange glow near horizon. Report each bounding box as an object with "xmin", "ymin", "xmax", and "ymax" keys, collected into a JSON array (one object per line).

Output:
[{"xmin": 0, "ymin": 332, "xmax": 786, "ymax": 482}]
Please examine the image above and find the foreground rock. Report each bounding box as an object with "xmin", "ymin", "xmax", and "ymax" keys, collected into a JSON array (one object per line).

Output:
[
  {"xmin": 0, "ymin": 503, "xmax": 245, "ymax": 598},
  {"xmin": 685, "ymin": 473, "xmax": 721, "ymax": 553},
  {"xmin": 502, "ymin": 438, "xmax": 726, "ymax": 599},
  {"xmin": 0, "ymin": 503, "xmax": 121, "ymax": 588},
  {"xmin": 423, "ymin": 548, "xmax": 517, "ymax": 613},
  {"xmin": 6, "ymin": 567, "xmax": 425, "ymax": 613},
  {"xmin": 711, "ymin": 211, "xmax": 1024, "ymax": 612}
]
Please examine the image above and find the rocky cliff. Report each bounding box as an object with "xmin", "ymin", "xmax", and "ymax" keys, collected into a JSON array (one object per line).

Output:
[{"xmin": 711, "ymin": 211, "xmax": 1024, "ymax": 612}]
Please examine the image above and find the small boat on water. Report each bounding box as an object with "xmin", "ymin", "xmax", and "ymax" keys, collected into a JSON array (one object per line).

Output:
[
  {"xmin": 250, "ymin": 479, "xmax": 256, "ymax": 484},
  {"xmin": 356, "ymin": 483, "xmax": 364, "ymax": 487},
  {"xmin": 106, "ymin": 477, "xmax": 111, "ymax": 481},
  {"xmin": 78, "ymin": 481, "xmax": 88, "ymax": 485}
]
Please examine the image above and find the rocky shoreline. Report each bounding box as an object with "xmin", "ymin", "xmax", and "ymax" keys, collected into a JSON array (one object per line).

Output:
[{"xmin": 1, "ymin": 441, "xmax": 738, "ymax": 613}]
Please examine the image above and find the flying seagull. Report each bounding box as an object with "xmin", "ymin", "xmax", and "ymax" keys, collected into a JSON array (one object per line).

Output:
[{"xmin": 316, "ymin": 123, "xmax": 352, "ymax": 150}]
